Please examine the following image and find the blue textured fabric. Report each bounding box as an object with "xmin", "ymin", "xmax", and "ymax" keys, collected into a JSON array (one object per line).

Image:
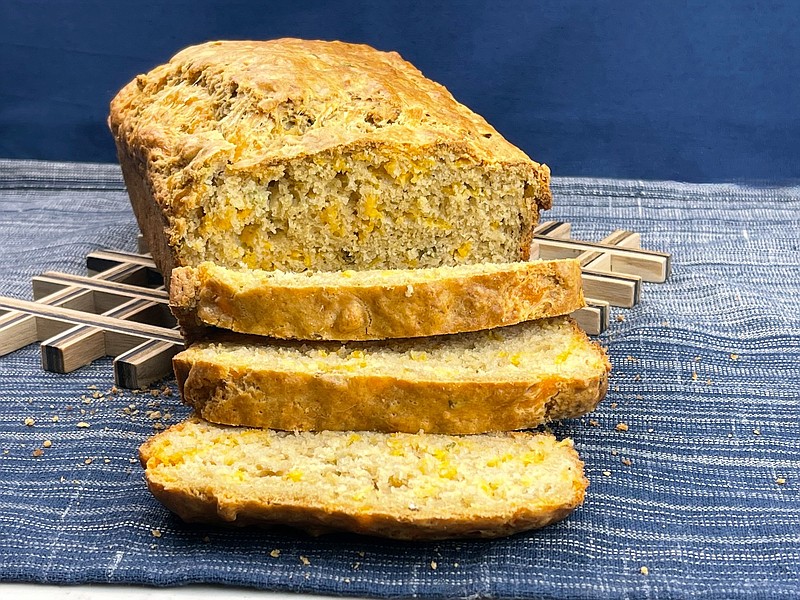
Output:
[{"xmin": 0, "ymin": 159, "xmax": 799, "ymax": 598}]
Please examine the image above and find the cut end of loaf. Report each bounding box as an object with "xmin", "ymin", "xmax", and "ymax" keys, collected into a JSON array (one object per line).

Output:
[
  {"xmin": 140, "ymin": 417, "xmax": 587, "ymax": 540},
  {"xmin": 109, "ymin": 39, "xmax": 551, "ymax": 276}
]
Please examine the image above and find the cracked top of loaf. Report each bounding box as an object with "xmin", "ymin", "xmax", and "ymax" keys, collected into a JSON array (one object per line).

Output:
[{"xmin": 109, "ymin": 38, "xmax": 550, "ymax": 184}]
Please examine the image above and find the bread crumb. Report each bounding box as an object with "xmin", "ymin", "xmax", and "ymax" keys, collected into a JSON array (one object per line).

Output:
[
  {"xmin": 104, "ymin": 458, "xmax": 110, "ymax": 464},
  {"xmin": 150, "ymin": 389, "xmax": 160, "ymax": 397},
  {"xmin": 622, "ymin": 458, "xmax": 632, "ymax": 466},
  {"xmin": 616, "ymin": 314, "xmax": 625, "ymax": 322},
  {"xmin": 454, "ymin": 562, "xmax": 459, "ymax": 567},
  {"xmin": 611, "ymin": 449, "xmax": 618, "ymax": 456},
  {"xmin": 589, "ymin": 419, "xmax": 599, "ymax": 427},
  {"xmin": 147, "ymin": 411, "xmax": 162, "ymax": 420},
  {"xmin": 610, "ymin": 402, "xmax": 618, "ymax": 409},
  {"xmin": 730, "ymin": 353, "xmax": 739, "ymax": 361},
  {"xmin": 76, "ymin": 422, "xmax": 90, "ymax": 428},
  {"xmin": 691, "ymin": 371, "xmax": 698, "ymax": 381},
  {"xmin": 52, "ymin": 415, "xmax": 59, "ymax": 422},
  {"xmin": 776, "ymin": 478, "xmax": 786, "ymax": 485},
  {"xmin": 151, "ymin": 529, "xmax": 162, "ymax": 538},
  {"xmin": 32, "ymin": 448, "xmax": 44, "ymax": 457},
  {"xmin": 24, "ymin": 417, "xmax": 35, "ymax": 427},
  {"xmin": 640, "ymin": 566, "xmax": 649, "ymax": 575},
  {"xmin": 753, "ymin": 428, "xmax": 761, "ymax": 435},
  {"xmin": 615, "ymin": 422, "xmax": 629, "ymax": 432},
  {"xmin": 300, "ymin": 555, "xmax": 311, "ymax": 566},
  {"xmin": 430, "ymin": 560, "xmax": 438, "ymax": 570},
  {"xmin": 602, "ymin": 470, "xmax": 611, "ymax": 476},
  {"xmin": 43, "ymin": 440, "xmax": 52, "ymax": 448},
  {"xmin": 270, "ymin": 549, "xmax": 281, "ymax": 558},
  {"xmin": 84, "ymin": 458, "xmax": 93, "ymax": 465}
]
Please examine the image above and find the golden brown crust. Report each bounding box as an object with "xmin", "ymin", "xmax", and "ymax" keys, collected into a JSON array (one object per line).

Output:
[
  {"xmin": 170, "ymin": 260, "xmax": 585, "ymax": 341},
  {"xmin": 139, "ymin": 419, "xmax": 587, "ymax": 540},
  {"xmin": 143, "ymin": 478, "xmax": 577, "ymax": 540},
  {"xmin": 172, "ymin": 319, "xmax": 610, "ymax": 434}
]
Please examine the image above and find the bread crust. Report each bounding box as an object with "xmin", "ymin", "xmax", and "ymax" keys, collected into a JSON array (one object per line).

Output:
[
  {"xmin": 170, "ymin": 260, "xmax": 585, "ymax": 341},
  {"xmin": 139, "ymin": 419, "xmax": 587, "ymax": 540},
  {"xmin": 173, "ymin": 319, "xmax": 610, "ymax": 434},
  {"xmin": 108, "ymin": 39, "xmax": 552, "ymax": 279}
]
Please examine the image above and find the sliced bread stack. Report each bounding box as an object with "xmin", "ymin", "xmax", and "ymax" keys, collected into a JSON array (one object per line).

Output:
[{"xmin": 112, "ymin": 39, "xmax": 611, "ymax": 539}]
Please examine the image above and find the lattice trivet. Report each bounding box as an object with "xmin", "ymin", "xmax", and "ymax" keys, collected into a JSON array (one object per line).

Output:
[{"xmin": 0, "ymin": 223, "xmax": 670, "ymax": 388}]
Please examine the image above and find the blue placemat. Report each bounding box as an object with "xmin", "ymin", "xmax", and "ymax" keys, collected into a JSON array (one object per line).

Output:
[{"xmin": 0, "ymin": 159, "xmax": 798, "ymax": 599}]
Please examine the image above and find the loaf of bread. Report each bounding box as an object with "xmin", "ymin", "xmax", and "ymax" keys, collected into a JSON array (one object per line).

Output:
[
  {"xmin": 170, "ymin": 259, "xmax": 584, "ymax": 341},
  {"xmin": 140, "ymin": 416, "xmax": 587, "ymax": 539},
  {"xmin": 108, "ymin": 39, "xmax": 552, "ymax": 285},
  {"xmin": 173, "ymin": 316, "xmax": 610, "ymax": 434}
]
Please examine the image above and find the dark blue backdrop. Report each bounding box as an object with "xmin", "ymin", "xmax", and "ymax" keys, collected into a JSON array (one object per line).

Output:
[{"xmin": 1, "ymin": 1, "xmax": 798, "ymax": 182}]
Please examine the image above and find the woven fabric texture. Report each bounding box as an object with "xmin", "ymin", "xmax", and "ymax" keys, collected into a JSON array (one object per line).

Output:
[{"xmin": 0, "ymin": 159, "xmax": 798, "ymax": 598}]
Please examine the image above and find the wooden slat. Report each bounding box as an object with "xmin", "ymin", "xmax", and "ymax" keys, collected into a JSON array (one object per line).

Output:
[
  {"xmin": 115, "ymin": 339, "xmax": 182, "ymax": 389},
  {"xmin": 535, "ymin": 236, "xmax": 670, "ymax": 282},
  {"xmin": 33, "ymin": 272, "xmax": 168, "ymax": 302},
  {"xmin": 40, "ymin": 298, "xmax": 171, "ymax": 374},
  {"xmin": 0, "ymin": 296, "xmax": 183, "ymax": 344},
  {"xmin": 571, "ymin": 299, "xmax": 610, "ymax": 336}
]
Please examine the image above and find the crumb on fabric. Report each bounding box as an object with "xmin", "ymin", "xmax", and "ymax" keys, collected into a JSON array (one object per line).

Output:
[
  {"xmin": 151, "ymin": 529, "xmax": 162, "ymax": 538},
  {"xmin": 24, "ymin": 417, "xmax": 35, "ymax": 427},
  {"xmin": 602, "ymin": 470, "xmax": 612, "ymax": 477},
  {"xmin": 640, "ymin": 566, "xmax": 649, "ymax": 575},
  {"xmin": 431, "ymin": 560, "xmax": 438, "ymax": 570},
  {"xmin": 616, "ymin": 423, "xmax": 629, "ymax": 432},
  {"xmin": 776, "ymin": 478, "xmax": 786, "ymax": 485},
  {"xmin": 43, "ymin": 440, "xmax": 52, "ymax": 448},
  {"xmin": 76, "ymin": 422, "xmax": 90, "ymax": 428},
  {"xmin": 300, "ymin": 555, "xmax": 311, "ymax": 566},
  {"xmin": 622, "ymin": 458, "xmax": 632, "ymax": 466},
  {"xmin": 270, "ymin": 549, "xmax": 281, "ymax": 558},
  {"xmin": 32, "ymin": 448, "xmax": 44, "ymax": 457}
]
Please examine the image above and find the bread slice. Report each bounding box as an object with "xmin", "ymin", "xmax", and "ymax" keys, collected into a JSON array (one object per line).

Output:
[
  {"xmin": 173, "ymin": 316, "xmax": 610, "ymax": 434},
  {"xmin": 139, "ymin": 417, "xmax": 588, "ymax": 539},
  {"xmin": 170, "ymin": 259, "xmax": 585, "ymax": 341},
  {"xmin": 108, "ymin": 40, "xmax": 551, "ymax": 286}
]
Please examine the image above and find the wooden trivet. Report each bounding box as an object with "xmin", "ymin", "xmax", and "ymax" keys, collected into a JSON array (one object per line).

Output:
[{"xmin": 0, "ymin": 225, "xmax": 669, "ymax": 388}]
